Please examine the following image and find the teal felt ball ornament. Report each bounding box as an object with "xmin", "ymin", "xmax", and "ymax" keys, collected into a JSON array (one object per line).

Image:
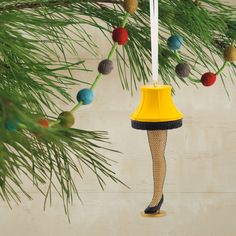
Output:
[
  {"xmin": 77, "ymin": 89, "xmax": 94, "ymax": 105},
  {"xmin": 167, "ymin": 35, "xmax": 184, "ymax": 50},
  {"xmin": 5, "ymin": 119, "xmax": 18, "ymax": 132}
]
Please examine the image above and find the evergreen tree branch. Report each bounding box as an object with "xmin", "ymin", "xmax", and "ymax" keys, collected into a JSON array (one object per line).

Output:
[
  {"xmin": 0, "ymin": 0, "xmax": 122, "ymax": 12},
  {"xmin": 0, "ymin": 0, "xmax": 236, "ymax": 216}
]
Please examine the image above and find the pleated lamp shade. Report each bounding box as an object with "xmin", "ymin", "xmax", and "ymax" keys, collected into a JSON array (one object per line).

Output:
[{"xmin": 131, "ymin": 85, "xmax": 183, "ymax": 130}]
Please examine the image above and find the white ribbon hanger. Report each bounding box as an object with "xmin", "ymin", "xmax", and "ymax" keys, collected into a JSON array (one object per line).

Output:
[{"xmin": 150, "ymin": 0, "xmax": 159, "ymax": 84}]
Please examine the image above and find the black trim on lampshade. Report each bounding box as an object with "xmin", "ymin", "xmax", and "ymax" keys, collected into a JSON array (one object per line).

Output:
[{"xmin": 131, "ymin": 119, "xmax": 182, "ymax": 130}]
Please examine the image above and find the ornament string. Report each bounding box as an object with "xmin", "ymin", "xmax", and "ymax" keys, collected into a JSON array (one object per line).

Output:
[{"xmin": 150, "ymin": 0, "xmax": 158, "ymax": 84}]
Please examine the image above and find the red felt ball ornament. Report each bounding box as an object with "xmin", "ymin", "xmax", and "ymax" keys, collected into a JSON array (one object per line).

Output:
[
  {"xmin": 112, "ymin": 27, "xmax": 128, "ymax": 45},
  {"xmin": 201, "ymin": 72, "xmax": 217, "ymax": 87},
  {"xmin": 37, "ymin": 118, "xmax": 49, "ymax": 128}
]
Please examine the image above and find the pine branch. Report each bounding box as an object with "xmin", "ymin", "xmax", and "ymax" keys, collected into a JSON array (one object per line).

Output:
[
  {"xmin": 0, "ymin": 0, "xmax": 122, "ymax": 12},
  {"xmin": 0, "ymin": 0, "xmax": 236, "ymax": 217}
]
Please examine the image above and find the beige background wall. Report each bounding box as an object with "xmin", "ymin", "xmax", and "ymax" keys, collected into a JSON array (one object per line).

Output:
[{"xmin": 1, "ymin": 2, "xmax": 236, "ymax": 236}]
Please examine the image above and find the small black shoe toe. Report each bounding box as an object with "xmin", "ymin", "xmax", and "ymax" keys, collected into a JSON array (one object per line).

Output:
[
  {"xmin": 144, "ymin": 194, "xmax": 164, "ymax": 214},
  {"xmin": 144, "ymin": 205, "xmax": 160, "ymax": 214}
]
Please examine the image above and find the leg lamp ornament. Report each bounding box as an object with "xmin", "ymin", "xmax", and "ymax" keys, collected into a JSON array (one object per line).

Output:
[
  {"xmin": 130, "ymin": 0, "xmax": 183, "ymax": 217},
  {"xmin": 131, "ymin": 85, "xmax": 183, "ymax": 216}
]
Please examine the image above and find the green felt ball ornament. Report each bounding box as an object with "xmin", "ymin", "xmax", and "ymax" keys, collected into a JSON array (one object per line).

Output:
[
  {"xmin": 224, "ymin": 45, "xmax": 236, "ymax": 62},
  {"xmin": 123, "ymin": 0, "xmax": 138, "ymax": 14},
  {"xmin": 58, "ymin": 111, "xmax": 75, "ymax": 128}
]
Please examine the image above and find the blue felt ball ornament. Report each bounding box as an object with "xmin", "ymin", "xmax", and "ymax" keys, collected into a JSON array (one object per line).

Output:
[
  {"xmin": 167, "ymin": 35, "xmax": 184, "ymax": 50},
  {"xmin": 5, "ymin": 119, "xmax": 19, "ymax": 132},
  {"xmin": 77, "ymin": 89, "xmax": 94, "ymax": 105}
]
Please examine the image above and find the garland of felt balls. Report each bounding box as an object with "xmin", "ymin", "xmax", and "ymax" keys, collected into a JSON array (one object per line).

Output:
[
  {"xmin": 55, "ymin": 0, "xmax": 138, "ymax": 129},
  {"xmin": 167, "ymin": 35, "xmax": 236, "ymax": 87},
  {"xmin": 4, "ymin": 0, "xmax": 138, "ymax": 131}
]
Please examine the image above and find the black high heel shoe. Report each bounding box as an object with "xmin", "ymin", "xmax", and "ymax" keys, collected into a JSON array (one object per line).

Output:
[{"xmin": 144, "ymin": 194, "xmax": 164, "ymax": 214}]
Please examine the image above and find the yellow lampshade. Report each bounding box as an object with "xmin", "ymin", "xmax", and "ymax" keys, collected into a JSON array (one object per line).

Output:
[{"xmin": 131, "ymin": 84, "xmax": 183, "ymax": 130}]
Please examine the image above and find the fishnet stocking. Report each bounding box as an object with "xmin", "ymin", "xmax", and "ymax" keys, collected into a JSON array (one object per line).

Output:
[{"xmin": 147, "ymin": 130, "xmax": 167, "ymax": 207}]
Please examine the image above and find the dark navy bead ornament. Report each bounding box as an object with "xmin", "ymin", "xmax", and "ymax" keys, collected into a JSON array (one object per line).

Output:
[
  {"xmin": 98, "ymin": 59, "xmax": 113, "ymax": 75},
  {"xmin": 175, "ymin": 63, "xmax": 191, "ymax": 78}
]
